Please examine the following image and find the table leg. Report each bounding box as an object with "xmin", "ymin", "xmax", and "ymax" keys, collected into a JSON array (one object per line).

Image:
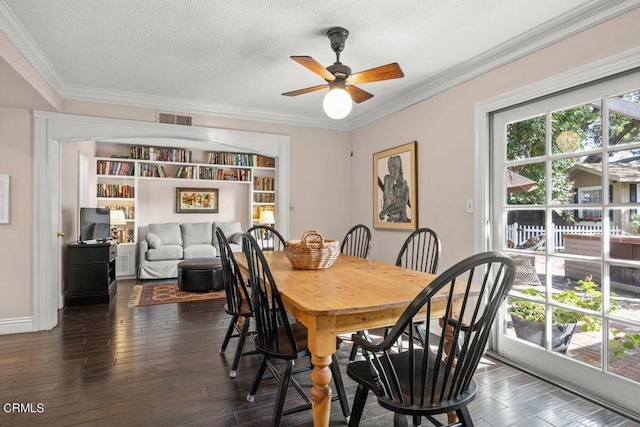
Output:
[
  {"xmin": 310, "ymin": 354, "xmax": 332, "ymax": 426},
  {"xmin": 306, "ymin": 316, "xmax": 337, "ymax": 427}
]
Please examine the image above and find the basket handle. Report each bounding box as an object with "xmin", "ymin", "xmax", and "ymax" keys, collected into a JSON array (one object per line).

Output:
[{"xmin": 301, "ymin": 230, "xmax": 326, "ymax": 248}]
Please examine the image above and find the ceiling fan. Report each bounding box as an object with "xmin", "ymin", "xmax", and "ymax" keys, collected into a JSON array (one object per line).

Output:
[{"xmin": 282, "ymin": 27, "xmax": 404, "ymax": 119}]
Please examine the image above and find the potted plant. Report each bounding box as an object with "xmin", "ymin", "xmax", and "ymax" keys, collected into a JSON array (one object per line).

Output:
[{"xmin": 508, "ymin": 278, "xmax": 612, "ymax": 354}]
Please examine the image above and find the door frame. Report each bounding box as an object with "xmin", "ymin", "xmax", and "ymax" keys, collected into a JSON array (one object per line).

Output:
[
  {"xmin": 473, "ymin": 47, "xmax": 640, "ymax": 415},
  {"xmin": 33, "ymin": 112, "xmax": 291, "ymax": 331}
]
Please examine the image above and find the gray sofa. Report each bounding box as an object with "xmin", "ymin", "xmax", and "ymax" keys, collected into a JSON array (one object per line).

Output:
[{"xmin": 137, "ymin": 221, "xmax": 243, "ymax": 279}]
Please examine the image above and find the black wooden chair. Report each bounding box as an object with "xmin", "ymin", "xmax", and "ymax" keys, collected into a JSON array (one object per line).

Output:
[
  {"xmin": 242, "ymin": 233, "xmax": 350, "ymax": 425},
  {"xmin": 340, "ymin": 224, "xmax": 372, "ymax": 259},
  {"xmin": 216, "ymin": 228, "xmax": 256, "ymax": 378},
  {"xmin": 395, "ymin": 228, "xmax": 441, "ymax": 274},
  {"xmin": 395, "ymin": 227, "xmax": 442, "ymax": 347},
  {"xmin": 350, "ymin": 228, "xmax": 442, "ymax": 362},
  {"xmin": 346, "ymin": 252, "xmax": 515, "ymax": 427},
  {"xmin": 247, "ymin": 224, "xmax": 286, "ymax": 251}
]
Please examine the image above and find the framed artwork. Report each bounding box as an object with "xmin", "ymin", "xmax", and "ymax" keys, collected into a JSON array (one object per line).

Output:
[
  {"xmin": 0, "ymin": 174, "xmax": 8, "ymax": 224},
  {"xmin": 176, "ymin": 187, "xmax": 219, "ymax": 213},
  {"xmin": 373, "ymin": 142, "xmax": 417, "ymax": 230}
]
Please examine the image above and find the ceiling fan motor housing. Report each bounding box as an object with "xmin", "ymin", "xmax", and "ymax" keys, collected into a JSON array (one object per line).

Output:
[{"xmin": 327, "ymin": 26, "xmax": 349, "ymax": 55}]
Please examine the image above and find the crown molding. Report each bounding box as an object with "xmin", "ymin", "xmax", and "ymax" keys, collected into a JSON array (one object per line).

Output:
[
  {"xmin": 0, "ymin": 0, "xmax": 65, "ymax": 92},
  {"xmin": 61, "ymin": 84, "xmax": 352, "ymax": 131},
  {"xmin": 350, "ymin": 0, "xmax": 640, "ymax": 130},
  {"xmin": 2, "ymin": 0, "xmax": 638, "ymax": 132}
]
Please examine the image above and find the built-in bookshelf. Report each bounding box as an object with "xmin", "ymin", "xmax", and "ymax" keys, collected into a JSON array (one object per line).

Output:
[{"xmin": 95, "ymin": 144, "xmax": 277, "ymax": 238}]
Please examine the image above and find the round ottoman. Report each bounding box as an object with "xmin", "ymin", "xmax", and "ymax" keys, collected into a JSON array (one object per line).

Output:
[{"xmin": 177, "ymin": 258, "xmax": 224, "ymax": 292}]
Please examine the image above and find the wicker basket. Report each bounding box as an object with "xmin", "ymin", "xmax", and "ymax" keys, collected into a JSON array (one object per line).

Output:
[{"xmin": 285, "ymin": 230, "xmax": 340, "ymax": 269}]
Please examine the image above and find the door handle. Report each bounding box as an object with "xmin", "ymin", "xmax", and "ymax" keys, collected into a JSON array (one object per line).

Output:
[{"xmin": 57, "ymin": 231, "xmax": 65, "ymax": 237}]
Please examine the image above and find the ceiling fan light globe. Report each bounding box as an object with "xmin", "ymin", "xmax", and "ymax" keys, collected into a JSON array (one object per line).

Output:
[{"xmin": 323, "ymin": 88, "xmax": 352, "ymax": 120}]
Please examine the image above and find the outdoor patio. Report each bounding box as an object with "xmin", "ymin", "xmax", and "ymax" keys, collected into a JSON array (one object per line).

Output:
[{"xmin": 506, "ymin": 255, "xmax": 640, "ymax": 383}]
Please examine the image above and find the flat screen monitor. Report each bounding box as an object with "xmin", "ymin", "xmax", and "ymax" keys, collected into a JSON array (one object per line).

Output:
[{"xmin": 79, "ymin": 207, "xmax": 111, "ymax": 242}]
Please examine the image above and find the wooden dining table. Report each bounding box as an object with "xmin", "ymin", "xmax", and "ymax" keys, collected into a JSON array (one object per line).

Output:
[{"xmin": 235, "ymin": 251, "xmax": 465, "ymax": 427}]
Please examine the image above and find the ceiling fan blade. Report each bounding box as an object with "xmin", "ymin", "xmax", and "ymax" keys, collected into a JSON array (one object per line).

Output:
[
  {"xmin": 346, "ymin": 85, "xmax": 374, "ymax": 104},
  {"xmin": 291, "ymin": 56, "xmax": 335, "ymax": 81},
  {"xmin": 346, "ymin": 63, "xmax": 404, "ymax": 84},
  {"xmin": 282, "ymin": 84, "xmax": 328, "ymax": 97}
]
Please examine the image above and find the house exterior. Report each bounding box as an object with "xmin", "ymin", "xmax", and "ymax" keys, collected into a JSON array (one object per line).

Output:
[{"xmin": 569, "ymin": 161, "xmax": 640, "ymax": 232}]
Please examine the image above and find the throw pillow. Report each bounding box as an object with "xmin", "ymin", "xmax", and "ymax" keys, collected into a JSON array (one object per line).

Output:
[
  {"xmin": 229, "ymin": 232, "xmax": 243, "ymax": 244},
  {"xmin": 147, "ymin": 233, "xmax": 162, "ymax": 249}
]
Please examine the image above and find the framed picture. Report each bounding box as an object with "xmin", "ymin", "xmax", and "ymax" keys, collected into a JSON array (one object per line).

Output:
[
  {"xmin": 176, "ymin": 187, "xmax": 219, "ymax": 213},
  {"xmin": 0, "ymin": 174, "xmax": 8, "ymax": 224},
  {"xmin": 373, "ymin": 142, "xmax": 417, "ymax": 230}
]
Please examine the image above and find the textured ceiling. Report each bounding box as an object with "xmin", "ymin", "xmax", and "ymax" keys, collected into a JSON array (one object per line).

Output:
[{"xmin": 1, "ymin": 0, "xmax": 636, "ymax": 129}]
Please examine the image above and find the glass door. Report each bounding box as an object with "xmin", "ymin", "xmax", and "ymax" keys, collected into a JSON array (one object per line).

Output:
[{"xmin": 492, "ymin": 70, "xmax": 640, "ymax": 414}]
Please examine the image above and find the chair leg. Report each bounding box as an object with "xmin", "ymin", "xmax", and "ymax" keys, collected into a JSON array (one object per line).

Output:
[
  {"xmin": 246, "ymin": 356, "xmax": 268, "ymax": 402},
  {"xmin": 272, "ymin": 360, "xmax": 294, "ymax": 427},
  {"xmin": 229, "ymin": 316, "xmax": 250, "ymax": 378},
  {"xmin": 330, "ymin": 354, "xmax": 350, "ymax": 419},
  {"xmin": 348, "ymin": 384, "xmax": 368, "ymax": 427},
  {"xmin": 220, "ymin": 314, "xmax": 239, "ymax": 354},
  {"xmin": 349, "ymin": 330, "xmax": 364, "ymax": 362},
  {"xmin": 456, "ymin": 406, "xmax": 474, "ymax": 427},
  {"xmin": 393, "ymin": 413, "xmax": 409, "ymax": 427}
]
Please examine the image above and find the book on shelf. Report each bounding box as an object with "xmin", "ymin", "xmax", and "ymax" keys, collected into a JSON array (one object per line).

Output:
[
  {"xmin": 97, "ymin": 160, "xmax": 135, "ymax": 176},
  {"xmin": 207, "ymin": 152, "xmax": 275, "ymax": 168},
  {"xmin": 253, "ymin": 177, "xmax": 274, "ymax": 191},
  {"xmin": 129, "ymin": 146, "xmax": 192, "ymax": 163},
  {"xmin": 97, "ymin": 184, "xmax": 135, "ymax": 198}
]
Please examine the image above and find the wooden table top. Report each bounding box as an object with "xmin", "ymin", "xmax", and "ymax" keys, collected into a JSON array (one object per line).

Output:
[{"xmin": 235, "ymin": 251, "xmax": 443, "ymax": 317}]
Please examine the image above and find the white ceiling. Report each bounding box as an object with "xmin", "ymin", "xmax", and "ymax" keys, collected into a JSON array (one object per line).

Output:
[{"xmin": 1, "ymin": 0, "xmax": 638, "ymax": 130}]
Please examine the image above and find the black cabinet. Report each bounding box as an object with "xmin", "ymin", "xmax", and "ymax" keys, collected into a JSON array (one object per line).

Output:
[{"xmin": 66, "ymin": 242, "xmax": 117, "ymax": 306}]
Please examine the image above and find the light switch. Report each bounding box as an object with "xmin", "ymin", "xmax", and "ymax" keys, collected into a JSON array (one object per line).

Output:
[{"xmin": 466, "ymin": 199, "xmax": 473, "ymax": 213}]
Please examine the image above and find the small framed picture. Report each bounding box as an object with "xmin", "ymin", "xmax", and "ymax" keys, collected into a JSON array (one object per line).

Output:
[
  {"xmin": 373, "ymin": 142, "xmax": 417, "ymax": 230},
  {"xmin": 0, "ymin": 174, "xmax": 9, "ymax": 224},
  {"xmin": 176, "ymin": 187, "xmax": 219, "ymax": 213}
]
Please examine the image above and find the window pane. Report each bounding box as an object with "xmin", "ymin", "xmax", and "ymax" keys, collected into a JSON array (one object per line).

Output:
[
  {"xmin": 609, "ymin": 320, "xmax": 640, "ymax": 382},
  {"xmin": 607, "ymin": 149, "xmax": 640, "ymax": 207},
  {"xmin": 609, "ymin": 89, "xmax": 640, "ymax": 147},
  {"xmin": 505, "ymin": 209, "xmax": 546, "ymax": 249},
  {"xmin": 552, "ymin": 101, "xmax": 602, "ymax": 154},
  {"xmin": 506, "ymin": 296, "xmax": 545, "ymax": 350},
  {"xmin": 507, "ymin": 115, "xmax": 545, "ymax": 161},
  {"xmin": 506, "ymin": 164, "xmax": 543, "ymax": 205},
  {"xmin": 553, "ymin": 155, "xmax": 588, "ymax": 206},
  {"xmin": 561, "ymin": 311, "xmax": 601, "ymax": 368}
]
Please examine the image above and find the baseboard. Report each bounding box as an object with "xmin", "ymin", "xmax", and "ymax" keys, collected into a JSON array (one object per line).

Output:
[{"xmin": 0, "ymin": 316, "xmax": 35, "ymax": 335}]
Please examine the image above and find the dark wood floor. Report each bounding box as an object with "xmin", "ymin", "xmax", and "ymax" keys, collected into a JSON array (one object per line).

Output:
[{"xmin": 1, "ymin": 279, "xmax": 638, "ymax": 427}]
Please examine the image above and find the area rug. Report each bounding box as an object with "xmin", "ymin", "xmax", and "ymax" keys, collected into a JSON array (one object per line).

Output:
[{"xmin": 128, "ymin": 283, "xmax": 226, "ymax": 307}]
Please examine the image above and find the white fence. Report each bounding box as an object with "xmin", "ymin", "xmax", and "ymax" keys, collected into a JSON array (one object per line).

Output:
[{"xmin": 506, "ymin": 222, "xmax": 622, "ymax": 252}]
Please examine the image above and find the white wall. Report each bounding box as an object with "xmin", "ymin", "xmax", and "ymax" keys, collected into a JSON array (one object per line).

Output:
[
  {"xmin": 136, "ymin": 179, "xmax": 250, "ymax": 241},
  {"xmin": 0, "ymin": 108, "xmax": 33, "ymax": 319}
]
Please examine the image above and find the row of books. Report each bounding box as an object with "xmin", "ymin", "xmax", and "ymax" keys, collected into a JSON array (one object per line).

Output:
[
  {"xmin": 97, "ymin": 184, "xmax": 135, "ymax": 199},
  {"xmin": 113, "ymin": 228, "xmax": 134, "ymax": 244},
  {"xmin": 97, "ymin": 160, "xmax": 135, "ymax": 176},
  {"xmin": 208, "ymin": 152, "xmax": 275, "ymax": 167},
  {"xmin": 253, "ymin": 177, "xmax": 274, "ymax": 191},
  {"xmin": 254, "ymin": 193, "xmax": 275, "ymax": 203},
  {"xmin": 174, "ymin": 166, "xmax": 197, "ymax": 179},
  {"xmin": 200, "ymin": 167, "xmax": 252, "ymax": 181},
  {"xmin": 130, "ymin": 146, "xmax": 192, "ymax": 163}
]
